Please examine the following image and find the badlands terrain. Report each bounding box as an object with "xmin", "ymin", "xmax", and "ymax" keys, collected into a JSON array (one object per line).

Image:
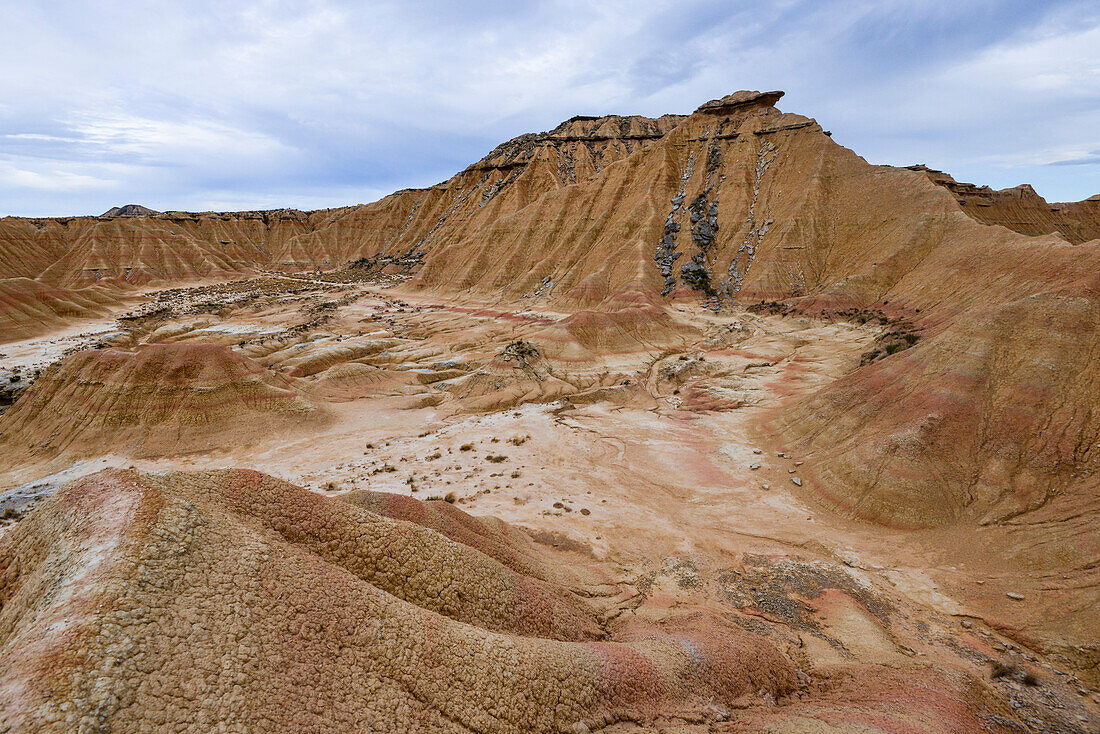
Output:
[{"xmin": 0, "ymin": 90, "xmax": 1098, "ymax": 732}]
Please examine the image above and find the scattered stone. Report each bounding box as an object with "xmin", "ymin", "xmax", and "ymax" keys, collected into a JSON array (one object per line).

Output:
[
  {"xmin": 762, "ymin": 484, "xmax": 770, "ymax": 490},
  {"xmin": 703, "ymin": 703, "xmax": 730, "ymax": 722},
  {"xmin": 962, "ymin": 620, "xmax": 973, "ymax": 629},
  {"xmin": 752, "ymin": 448, "xmax": 763, "ymax": 454},
  {"xmin": 1006, "ymin": 592, "xmax": 1025, "ymax": 601},
  {"xmin": 791, "ymin": 477, "xmax": 802, "ymax": 486},
  {"xmin": 788, "ymin": 468, "xmax": 796, "ymax": 473},
  {"xmin": 750, "ymin": 463, "xmax": 761, "ymax": 470}
]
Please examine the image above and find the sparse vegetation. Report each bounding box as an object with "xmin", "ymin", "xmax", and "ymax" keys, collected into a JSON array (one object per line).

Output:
[{"xmin": 860, "ymin": 325, "xmax": 922, "ymax": 366}]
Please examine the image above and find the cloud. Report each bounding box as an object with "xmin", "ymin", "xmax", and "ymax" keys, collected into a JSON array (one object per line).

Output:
[
  {"xmin": 1048, "ymin": 151, "xmax": 1100, "ymax": 167},
  {"xmin": 0, "ymin": 0, "xmax": 1097, "ymax": 215}
]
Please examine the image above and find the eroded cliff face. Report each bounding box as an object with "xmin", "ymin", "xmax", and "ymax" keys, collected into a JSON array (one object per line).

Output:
[
  {"xmin": 2, "ymin": 90, "xmax": 1098, "ymax": 536},
  {"xmin": 0, "ymin": 114, "xmax": 684, "ymax": 290},
  {"xmin": 911, "ymin": 165, "xmax": 1100, "ymax": 244}
]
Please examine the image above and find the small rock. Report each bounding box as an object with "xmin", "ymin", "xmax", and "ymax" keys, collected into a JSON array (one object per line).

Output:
[
  {"xmin": 762, "ymin": 484, "xmax": 770, "ymax": 490},
  {"xmin": 580, "ymin": 508, "xmax": 590, "ymax": 516},
  {"xmin": 794, "ymin": 461, "xmax": 803, "ymax": 466},
  {"xmin": 1006, "ymin": 592, "xmax": 1025, "ymax": 601},
  {"xmin": 788, "ymin": 468, "xmax": 796, "ymax": 473},
  {"xmin": 703, "ymin": 704, "xmax": 730, "ymax": 722},
  {"xmin": 750, "ymin": 463, "xmax": 761, "ymax": 470},
  {"xmin": 791, "ymin": 477, "xmax": 802, "ymax": 486},
  {"xmin": 962, "ymin": 620, "xmax": 973, "ymax": 629},
  {"xmin": 572, "ymin": 723, "xmax": 592, "ymax": 734},
  {"xmin": 752, "ymin": 448, "xmax": 762, "ymax": 454}
]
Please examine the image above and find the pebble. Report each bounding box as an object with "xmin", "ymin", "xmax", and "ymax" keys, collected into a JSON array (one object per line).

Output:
[
  {"xmin": 788, "ymin": 468, "xmax": 796, "ymax": 473},
  {"xmin": 962, "ymin": 620, "xmax": 973, "ymax": 629},
  {"xmin": 1006, "ymin": 592, "xmax": 1025, "ymax": 601},
  {"xmin": 753, "ymin": 448, "xmax": 762, "ymax": 454},
  {"xmin": 762, "ymin": 484, "xmax": 770, "ymax": 490},
  {"xmin": 750, "ymin": 463, "xmax": 761, "ymax": 470},
  {"xmin": 791, "ymin": 477, "xmax": 802, "ymax": 486},
  {"xmin": 794, "ymin": 461, "xmax": 803, "ymax": 466}
]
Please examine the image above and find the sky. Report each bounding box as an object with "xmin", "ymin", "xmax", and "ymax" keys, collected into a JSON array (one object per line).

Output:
[{"xmin": 1, "ymin": 0, "xmax": 1098, "ymax": 216}]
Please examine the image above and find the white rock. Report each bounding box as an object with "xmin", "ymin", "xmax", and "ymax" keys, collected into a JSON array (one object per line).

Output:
[{"xmin": 791, "ymin": 477, "xmax": 802, "ymax": 486}]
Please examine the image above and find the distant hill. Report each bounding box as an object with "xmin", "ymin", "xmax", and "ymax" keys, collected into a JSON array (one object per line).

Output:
[{"xmin": 100, "ymin": 203, "xmax": 160, "ymax": 217}]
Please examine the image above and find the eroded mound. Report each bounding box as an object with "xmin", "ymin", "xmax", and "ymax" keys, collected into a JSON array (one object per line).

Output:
[
  {"xmin": 0, "ymin": 468, "xmax": 798, "ymax": 732},
  {"xmin": 779, "ymin": 292, "xmax": 1100, "ymax": 529},
  {"xmin": 0, "ymin": 277, "xmax": 124, "ymax": 343},
  {"xmin": 0, "ymin": 343, "xmax": 323, "ymax": 461}
]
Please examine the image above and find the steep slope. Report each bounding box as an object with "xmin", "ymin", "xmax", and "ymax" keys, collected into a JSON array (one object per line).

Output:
[{"xmin": 0, "ymin": 343, "xmax": 324, "ymax": 461}]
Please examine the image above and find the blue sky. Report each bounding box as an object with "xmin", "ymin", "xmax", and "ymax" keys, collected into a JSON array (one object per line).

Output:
[{"xmin": 1, "ymin": 0, "xmax": 1098, "ymax": 216}]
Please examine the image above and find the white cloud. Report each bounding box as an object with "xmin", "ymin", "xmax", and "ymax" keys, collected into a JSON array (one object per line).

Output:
[
  {"xmin": 0, "ymin": 161, "xmax": 118, "ymax": 191},
  {"xmin": 69, "ymin": 113, "xmax": 288, "ymax": 162},
  {"xmin": 0, "ymin": 0, "xmax": 1097, "ymax": 214}
]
